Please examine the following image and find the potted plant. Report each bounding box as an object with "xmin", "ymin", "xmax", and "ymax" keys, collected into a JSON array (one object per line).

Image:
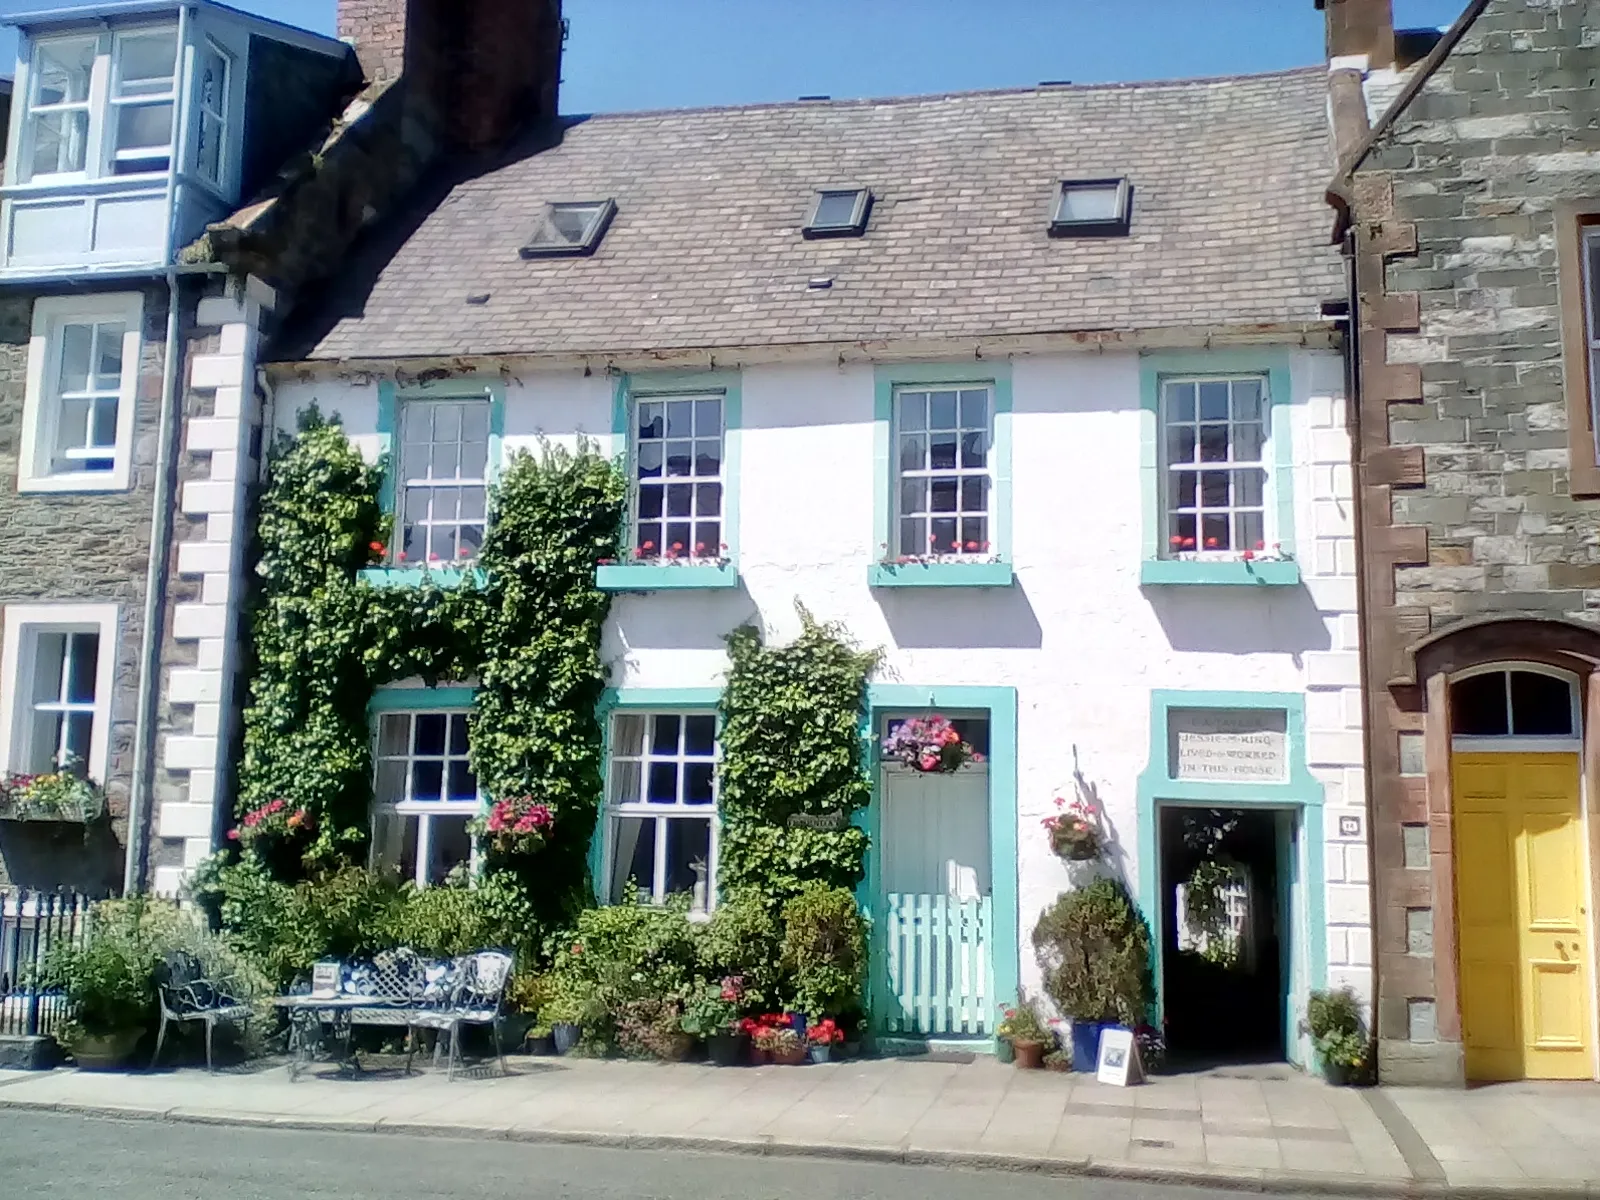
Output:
[
  {"xmin": 1308, "ymin": 988, "xmax": 1372, "ymax": 1086},
  {"xmin": 806, "ymin": 1017, "xmax": 844, "ymax": 1063},
  {"xmin": 474, "ymin": 796, "xmax": 555, "ymax": 856},
  {"xmin": 36, "ymin": 900, "xmax": 161, "ymax": 1069},
  {"xmin": 682, "ymin": 979, "xmax": 746, "ymax": 1066},
  {"xmin": 1043, "ymin": 1049, "xmax": 1071, "ymax": 1073},
  {"xmin": 0, "ymin": 769, "xmax": 106, "ymax": 823},
  {"xmin": 997, "ymin": 997, "xmax": 1051, "ymax": 1069},
  {"xmin": 881, "ymin": 715, "xmax": 977, "ymax": 773},
  {"xmin": 542, "ymin": 978, "xmax": 584, "ymax": 1055},
  {"xmin": 1041, "ymin": 796, "xmax": 1101, "ymax": 861},
  {"xmin": 746, "ymin": 1014, "xmax": 805, "ymax": 1064},
  {"xmin": 1033, "ymin": 877, "xmax": 1154, "ymax": 1072}
]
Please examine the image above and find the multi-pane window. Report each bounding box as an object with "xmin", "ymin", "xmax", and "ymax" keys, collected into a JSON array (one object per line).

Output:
[
  {"xmin": 632, "ymin": 395, "xmax": 723, "ymax": 560},
  {"xmin": 51, "ymin": 319, "xmax": 126, "ymax": 475},
  {"xmin": 108, "ymin": 30, "xmax": 178, "ymax": 176},
  {"xmin": 893, "ymin": 385, "xmax": 992, "ymax": 557},
  {"xmin": 396, "ymin": 401, "xmax": 490, "ymax": 565},
  {"xmin": 194, "ymin": 43, "xmax": 231, "ymax": 187},
  {"xmin": 606, "ymin": 712, "xmax": 717, "ymax": 912},
  {"xmin": 1584, "ymin": 227, "xmax": 1600, "ymax": 434},
  {"xmin": 26, "ymin": 631, "xmax": 99, "ymax": 776},
  {"xmin": 1160, "ymin": 376, "xmax": 1269, "ymax": 555},
  {"xmin": 371, "ymin": 709, "xmax": 480, "ymax": 888},
  {"xmin": 26, "ymin": 37, "xmax": 95, "ymax": 179}
]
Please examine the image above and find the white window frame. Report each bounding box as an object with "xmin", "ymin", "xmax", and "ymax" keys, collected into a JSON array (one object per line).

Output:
[
  {"xmin": 13, "ymin": 24, "xmax": 182, "ymax": 188},
  {"xmin": 604, "ymin": 710, "xmax": 719, "ymax": 915},
  {"xmin": 629, "ymin": 393, "xmax": 726, "ymax": 562},
  {"xmin": 393, "ymin": 398, "xmax": 492, "ymax": 567},
  {"xmin": 370, "ymin": 706, "xmax": 483, "ymax": 889},
  {"xmin": 1158, "ymin": 373, "xmax": 1274, "ymax": 559},
  {"xmin": 192, "ymin": 38, "xmax": 231, "ymax": 191},
  {"xmin": 1449, "ymin": 662, "xmax": 1583, "ymax": 754},
  {"xmin": 1583, "ymin": 225, "xmax": 1600, "ymax": 445},
  {"xmin": 890, "ymin": 382, "xmax": 995, "ymax": 559},
  {"xmin": 0, "ymin": 603, "xmax": 119, "ymax": 784},
  {"xmin": 103, "ymin": 26, "xmax": 179, "ymax": 178},
  {"xmin": 18, "ymin": 293, "xmax": 143, "ymax": 493}
]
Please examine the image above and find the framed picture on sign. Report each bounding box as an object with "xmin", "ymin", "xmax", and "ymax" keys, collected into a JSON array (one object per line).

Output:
[{"xmin": 1095, "ymin": 1026, "xmax": 1142, "ymax": 1087}]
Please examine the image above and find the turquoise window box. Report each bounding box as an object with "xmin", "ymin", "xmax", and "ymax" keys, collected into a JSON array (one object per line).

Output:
[
  {"xmin": 359, "ymin": 566, "xmax": 486, "ymax": 589},
  {"xmin": 868, "ymin": 561, "xmax": 1015, "ymax": 589},
  {"xmin": 1139, "ymin": 559, "xmax": 1301, "ymax": 587},
  {"xmin": 596, "ymin": 563, "xmax": 739, "ymax": 592}
]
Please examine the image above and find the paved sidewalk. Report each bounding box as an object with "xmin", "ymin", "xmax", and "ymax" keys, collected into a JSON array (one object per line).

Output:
[{"xmin": 4, "ymin": 1055, "xmax": 1600, "ymax": 1195}]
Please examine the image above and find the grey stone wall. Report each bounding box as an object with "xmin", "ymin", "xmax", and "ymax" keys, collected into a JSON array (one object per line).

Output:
[
  {"xmin": 0, "ymin": 286, "xmax": 169, "ymax": 894},
  {"xmin": 1373, "ymin": 0, "xmax": 1600, "ymax": 624}
]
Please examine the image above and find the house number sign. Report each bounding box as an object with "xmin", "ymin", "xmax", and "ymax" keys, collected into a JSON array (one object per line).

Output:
[{"xmin": 1168, "ymin": 708, "xmax": 1288, "ymax": 783}]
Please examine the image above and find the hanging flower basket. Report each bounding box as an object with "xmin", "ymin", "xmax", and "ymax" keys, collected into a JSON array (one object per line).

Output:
[
  {"xmin": 881, "ymin": 715, "xmax": 978, "ymax": 773},
  {"xmin": 476, "ymin": 796, "xmax": 555, "ymax": 855},
  {"xmin": 0, "ymin": 771, "xmax": 107, "ymax": 824},
  {"xmin": 1042, "ymin": 796, "xmax": 1102, "ymax": 861}
]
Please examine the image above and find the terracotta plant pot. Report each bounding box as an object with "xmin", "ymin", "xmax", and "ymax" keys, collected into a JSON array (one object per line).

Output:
[
  {"xmin": 771, "ymin": 1045, "xmax": 807, "ymax": 1066},
  {"xmin": 657, "ymin": 1033, "xmax": 694, "ymax": 1062},
  {"xmin": 67, "ymin": 1028, "xmax": 141, "ymax": 1071},
  {"xmin": 1011, "ymin": 1039, "xmax": 1046, "ymax": 1069}
]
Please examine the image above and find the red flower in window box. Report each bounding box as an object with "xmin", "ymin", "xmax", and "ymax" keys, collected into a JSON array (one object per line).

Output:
[
  {"xmin": 1204, "ymin": 537, "xmax": 1219, "ymax": 549},
  {"xmin": 474, "ymin": 796, "xmax": 555, "ymax": 856}
]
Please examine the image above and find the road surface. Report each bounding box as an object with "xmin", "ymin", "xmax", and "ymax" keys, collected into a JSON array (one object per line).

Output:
[{"xmin": 0, "ymin": 1111, "xmax": 1301, "ymax": 1199}]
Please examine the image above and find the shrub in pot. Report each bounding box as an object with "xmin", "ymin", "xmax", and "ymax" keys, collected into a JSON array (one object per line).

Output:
[
  {"xmin": 1308, "ymin": 988, "xmax": 1372, "ymax": 1085},
  {"xmin": 997, "ymin": 997, "xmax": 1052, "ymax": 1068},
  {"xmin": 682, "ymin": 978, "xmax": 747, "ymax": 1066},
  {"xmin": 780, "ymin": 883, "xmax": 867, "ymax": 1023},
  {"xmin": 1032, "ymin": 877, "xmax": 1153, "ymax": 1072}
]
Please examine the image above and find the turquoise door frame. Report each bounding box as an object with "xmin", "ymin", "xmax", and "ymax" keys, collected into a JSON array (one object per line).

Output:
[
  {"xmin": 860, "ymin": 684, "xmax": 1018, "ymax": 1044},
  {"xmin": 1135, "ymin": 690, "xmax": 1325, "ymax": 1067}
]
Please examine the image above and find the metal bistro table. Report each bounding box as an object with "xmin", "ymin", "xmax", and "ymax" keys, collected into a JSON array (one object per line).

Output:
[{"xmin": 274, "ymin": 993, "xmax": 397, "ymax": 1079}]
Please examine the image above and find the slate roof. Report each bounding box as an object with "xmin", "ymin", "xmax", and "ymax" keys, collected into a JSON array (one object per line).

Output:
[{"xmin": 289, "ymin": 67, "xmax": 1342, "ymax": 362}]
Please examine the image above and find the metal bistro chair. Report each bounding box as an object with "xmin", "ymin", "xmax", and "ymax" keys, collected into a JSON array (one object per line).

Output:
[
  {"xmin": 152, "ymin": 950, "xmax": 253, "ymax": 1072},
  {"xmin": 408, "ymin": 950, "xmax": 512, "ymax": 1080}
]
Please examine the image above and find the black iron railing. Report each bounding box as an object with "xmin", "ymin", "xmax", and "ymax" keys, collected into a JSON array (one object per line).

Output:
[{"xmin": 0, "ymin": 889, "xmax": 92, "ymax": 1038}]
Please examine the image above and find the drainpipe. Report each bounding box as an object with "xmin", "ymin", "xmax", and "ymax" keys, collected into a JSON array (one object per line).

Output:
[{"xmin": 123, "ymin": 4, "xmax": 197, "ymax": 895}]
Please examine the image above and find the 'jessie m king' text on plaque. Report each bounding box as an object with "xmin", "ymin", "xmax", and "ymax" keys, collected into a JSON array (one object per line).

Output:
[{"xmin": 1167, "ymin": 708, "xmax": 1288, "ymax": 783}]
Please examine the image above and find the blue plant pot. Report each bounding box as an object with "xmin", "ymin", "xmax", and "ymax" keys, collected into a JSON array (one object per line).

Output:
[
  {"xmin": 552, "ymin": 1023, "xmax": 581, "ymax": 1055},
  {"xmin": 1070, "ymin": 1020, "xmax": 1106, "ymax": 1072},
  {"xmin": 787, "ymin": 1012, "xmax": 807, "ymax": 1039}
]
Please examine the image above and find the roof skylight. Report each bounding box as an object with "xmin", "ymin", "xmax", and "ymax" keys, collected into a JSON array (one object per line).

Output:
[
  {"xmin": 1049, "ymin": 178, "xmax": 1132, "ymax": 237},
  {"xmin": 803, "ymin": 188, "xmax": 872, "ymax": 239},
  {"xmin": 520, "ymin": 199, "xmax": 617, "ymax": 258}
]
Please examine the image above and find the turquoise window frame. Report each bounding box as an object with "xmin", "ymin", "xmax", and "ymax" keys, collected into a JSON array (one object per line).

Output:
[
  {"xmin": 598, "ymin": 371, "xmax": 742, "ymax": 593},
  {"xmin": 1138, "ymin": 350, "xmax": 1300, "ymax": 588},
  {"xmin": 1134, "ymin": 689, "xmax": 1325, "ymax": 1067},
  {"xmin": 362, "ymin": 379, "xmax": 506, "ymax": 589},
  {"xmin": 870, "ymin": 363, "xmax": 1014, "ymax": 589},
  {"xmin": 589, "ymin": 686, "xmax": 725, "ymax": 902},
  {"xmin": 860, "ymin": 684, "xmax": 1019, "ymax": 1047}
]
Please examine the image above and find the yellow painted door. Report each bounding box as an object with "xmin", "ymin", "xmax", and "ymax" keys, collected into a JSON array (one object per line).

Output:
[{"xmin": 1454, "ymin": 753, "xmax": 1592, "ymax": 1081}]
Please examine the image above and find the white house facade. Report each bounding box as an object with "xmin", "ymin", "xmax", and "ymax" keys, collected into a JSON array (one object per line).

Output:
[{"xmin": 233, "ymin": 59, "xmax": 1373, "ymax": 1065}]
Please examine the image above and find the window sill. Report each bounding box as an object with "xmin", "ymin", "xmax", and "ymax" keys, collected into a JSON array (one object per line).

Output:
[
  {"xmin": 359, "ymin": 566, "xmax": 485, "ymax": 589},
  {"xmin": 18, "ymin": 470, "xmax": 128, "ymax": 494},
  {"xmin": 595, "ymin": 563, "xmax": 739, "ymax": 592},
  {"xmin": 868, "ymin": 561, "xmax": 1015, "ymax": 588},
  {"xmin": 1139, "ymin": 559, "xmax": 1301, "ymax": 587}
]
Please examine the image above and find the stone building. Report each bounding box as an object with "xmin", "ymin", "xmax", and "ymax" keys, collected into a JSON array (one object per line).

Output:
[
  {"xmin": 0, "ymin": 1, "xmax": 356, "ymax": 894},
  {"xmin": 1327, "ymin": 0, "xmax": 1600, "ymax": 1084}
]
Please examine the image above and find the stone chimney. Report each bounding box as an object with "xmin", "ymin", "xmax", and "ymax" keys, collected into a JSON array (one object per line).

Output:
[
  {"xmin": 1315, "ymin": 0, "xmax": 1396, "ymax": 70},
  {"xmin": 338, "ymin": 0, "xmax": 564, "ymax": 150}
]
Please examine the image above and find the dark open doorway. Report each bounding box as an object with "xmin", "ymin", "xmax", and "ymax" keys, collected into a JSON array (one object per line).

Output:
[{"xmin": 1158, "ymin": 805, "xmax": 1287, "ymax": 1067}]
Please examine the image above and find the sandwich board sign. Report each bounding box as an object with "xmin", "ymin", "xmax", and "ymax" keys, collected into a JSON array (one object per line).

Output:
[{"xmin": 1095, "ymin": 1027, "xmax": 1142, "ymax": 1087}]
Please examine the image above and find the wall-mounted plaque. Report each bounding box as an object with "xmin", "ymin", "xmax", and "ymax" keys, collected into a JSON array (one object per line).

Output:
[
  {"xmin": 1339, "ymin": 814, "xmax": 1362, "ymax": 838},
  {"xmin": 1168, "ymin": 708, "xmax": 1288, "ymax": 783}
]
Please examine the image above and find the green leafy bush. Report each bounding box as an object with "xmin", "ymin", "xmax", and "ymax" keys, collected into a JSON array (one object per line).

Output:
[
  {"xmin": 696, "ymin": 888, "xmax": 781, "ymax": 1008},
  {"xmin": 780, "ymin": 882, "xmax": 867, "ymax": 1021},
  {"xmin": 717, "ymin": 610, "xmax": 879, "ymax": 908},
  {"xmin": 1308, "ymin": 988, "xmax": 1370, "ymax": 1071},
  {"xmin": 1032, "ymin": 877, "xmax": 1153, "ymax": 1025}
]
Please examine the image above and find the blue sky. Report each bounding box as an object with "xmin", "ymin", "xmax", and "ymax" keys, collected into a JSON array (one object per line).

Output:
[{"xmin": 0, "ymin": 0, "xmax": 1471, "ymax": 112}]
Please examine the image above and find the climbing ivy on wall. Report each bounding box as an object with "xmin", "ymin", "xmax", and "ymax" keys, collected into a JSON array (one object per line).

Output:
[
  {"xmin": 717, "ymin": 610, "xmax": 881, "ymax": 909},
  {"xmin": 232, "ymin": 410, "xmax": 624, "ymax": 939}
]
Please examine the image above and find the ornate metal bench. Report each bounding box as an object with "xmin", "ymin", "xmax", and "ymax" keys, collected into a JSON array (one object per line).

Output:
[{"xmin": 152, "ymin": 950, "xmax": 254, "ymax": 1072}]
